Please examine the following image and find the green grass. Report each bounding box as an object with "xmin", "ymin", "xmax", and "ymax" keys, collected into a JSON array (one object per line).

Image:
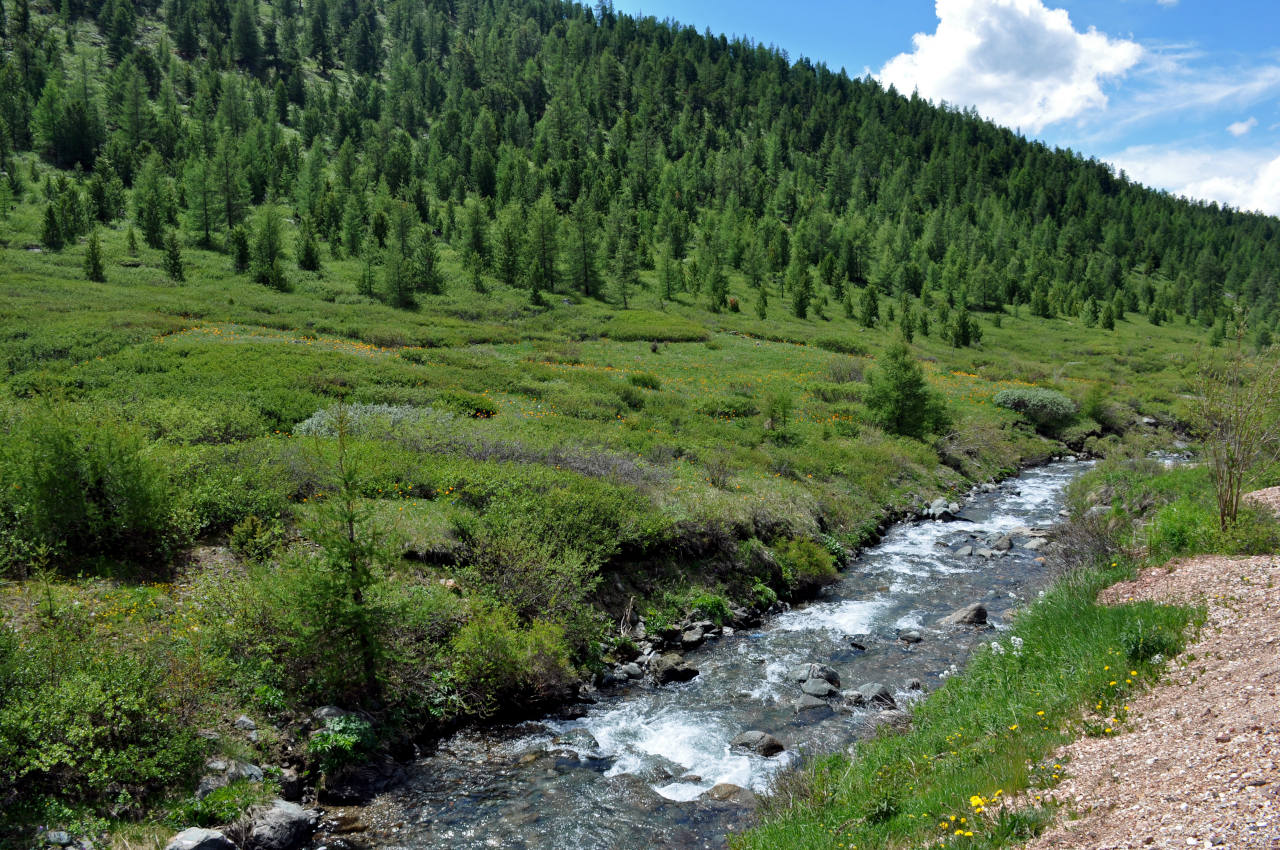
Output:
[{"xmin": 735, "ymin": 453, "xmax": 1280, "ymax": 850}]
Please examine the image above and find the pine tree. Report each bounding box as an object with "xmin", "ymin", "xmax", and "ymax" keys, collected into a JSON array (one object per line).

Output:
[
  {"xmin": 252, "ymin": 206, "xmax": 288, "ymax": 290},
  {"xmin": 41, "ymin": 203, "xmax": 64, "ymax": 251},
  {"xmin": 411, "ymin": 228, "xmax": 444, "ymax": 295},
  {"xmin": 229, "ymin": 225, "xmax": 251, "ymax": 273},
  {"xmin": 84, "ymin": 229, "xmax": 105, "ymax": 281},
  {"xmin": 133, "ymin": 154, "xmax": 173, "ymax": 249},
  {"xmin": 184, "ymin": 156, "xmax": 219, "ymax": 248},
  {"xmin": 163, "ymin": 230, "xmax": 184, "ymax": 282},
  {"xmin": 858, "ymin": 286, "xmax": 880, "ymax": 328},
  {"xmin": 231, "ymin": 0, "xmax": 262, "ymax": 72},
  {"xmin": 125, "ymin": 226, "xmax": 139, "ymax": 256},
  {"xmin": 297, "ymin": 223, "xmax": 321, "ymax": 272},
  {"xmin": 864, "ymin": 340, "xmax": 950, "ymax": 439}
]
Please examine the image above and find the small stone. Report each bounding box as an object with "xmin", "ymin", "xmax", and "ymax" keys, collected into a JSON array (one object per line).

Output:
[
  {"xmin": 164, "ymin": 829, "xmax": 237, "ymax": 850},
  {"xmin": 705, "ymin": 783, "xmax": 757, "ymax": 806},
  {"xmin": 858, "ymin": 682, "xmax": 897, "ymax": 708},
  {"xmin": 618, "ymin": 662, "xmax": 643, "ymax": 679},
  {"xmin": 233, "ymin": 715, "xmax": 257, "ymax": 732},
  {"xmin": 311, "ymin": 706, "xmax": 349, "ymax": 722},
  {"xmin": 898, "ymin": 629, "xmax": 923, "ymax": 644}
]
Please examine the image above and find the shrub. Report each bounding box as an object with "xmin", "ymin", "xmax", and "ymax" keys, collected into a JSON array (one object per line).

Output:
[
  {"xmin": 1146, "ymin": 497, "xmax": 1217, "ymax": 562},
  {"xmin": 699, "ymin": 396, "xmax": 759, "ymax": 418},
  {"xmin": 437, "ymin": 389, "xmax": 498, "ymax": 418},
  {"xmin": 450, "ymin": 604, "xmax": 576, "ymax": 717},
  {"xmin": 629, "ymin": 372, "xmax": 662, "ymax": 390},
  {"xmin": 229, "ymin": 514, "xmax": 284, "ymax": 563},
  {"xmin": 993, "ymin": 387, "xmax": 1077, "ymax": 431},
  {"xmin": 617, "ymin": 384, "xmax": 645, "ymax": 410},
  {"xmin": 308, "ymin": 714, "xmax": 377, "ymax": 775},
  {"xmin": 814, "ymin": 336, "xmax": 868, "ymax": 356},
  {"xmin": 603, "ymin": 311, "xmax": 709, "ymax": 342},
  {"xmin": 773, "ymin": 538, "xmax": 837, "ymax": 594},
  {"xmin": 688, "ymin": 592, "xmax": 732, "ymax": 624},
  {"xmin": 0, "ymin": 407, "xmax": 184, "ymax": 574},
  {"xmin": 167, "ymin": 780, "xmax": 274, "ymax": 829}
]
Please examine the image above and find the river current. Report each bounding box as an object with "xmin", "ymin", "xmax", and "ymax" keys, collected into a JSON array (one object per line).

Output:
[{"xmin": 349, "ymin": 460, "xmax": 1088, "ymax": 850}]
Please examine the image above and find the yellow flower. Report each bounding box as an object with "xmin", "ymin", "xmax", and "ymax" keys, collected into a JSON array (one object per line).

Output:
[{"xmin": 1009, "ymin": 724, "xmax": 1018, "ymax": 731}]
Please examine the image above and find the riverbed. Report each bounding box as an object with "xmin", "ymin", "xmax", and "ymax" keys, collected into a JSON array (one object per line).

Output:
[{"xmin": 343, "ymin": 460, "xmax": 1088, "ymax": 850}]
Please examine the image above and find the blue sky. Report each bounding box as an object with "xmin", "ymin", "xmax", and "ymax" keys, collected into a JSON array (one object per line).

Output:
[{"xmin": 609, "ymin": 0, "xmax": 1280, "ymax": 215}]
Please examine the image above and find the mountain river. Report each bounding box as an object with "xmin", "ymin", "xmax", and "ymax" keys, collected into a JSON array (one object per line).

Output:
[{"xmin": 338, "ymin": 459, "xmax": 1091, "ymax": 850}]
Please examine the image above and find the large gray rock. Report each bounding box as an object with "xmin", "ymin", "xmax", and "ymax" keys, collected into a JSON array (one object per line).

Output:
[
  {"xmin": 165, "ymin": 828, "xmax": 237, "ymax": 850},
  {"xmin": 857, "ymin": 682, "xmax": 897, "ymax": 708},
  {"xmin": 800, "ymin": 678, "xmax": 838, "ymax": 698},
  {"xmin": 245, "ymin": 800, "xmax": 317, "ymax": 850},
  {"xmin": 680, "ymin": 626, "xmax": 705, "ymax": 648},
  {"xmin": 311, "ymin": 706, "xmax": 348, "ymax": 722},
  {"xmin": 730, "ymin": 731, "xmax": 785, "ymax": 757},
  {"xmin": 992, "ymin": 535, "xmax": 1013, "ymax": 552},
  {"xmin": 898, "ymin": 629, "xmax": 923, "ymax": 644},
  {"xmin": 232, "ymin": 715, "xmax": 257, "ymax": 732},
  {"xmin": 794, "ymin": 694, "xmax": 834, "ymax": 716},
  {"xmin": 789, "ymin": 663, "xmax": 840, "ymax": 687},
  {"xmin": 651, "ymin": 652, "xmax": 699, "ymax": 684},
  {"xmin": 940, "ymin": 603, "xmax": 988, "ymax": 626}
]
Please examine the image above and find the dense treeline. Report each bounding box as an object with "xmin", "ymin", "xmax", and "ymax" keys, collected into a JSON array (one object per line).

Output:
[{"xmin": 1, "ymin": 0, "xmax": 1277, "ymax": 339}]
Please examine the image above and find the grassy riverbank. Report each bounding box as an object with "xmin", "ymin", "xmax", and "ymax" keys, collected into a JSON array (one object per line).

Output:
[{"xmin": 736, "ymin": 456, "xmax": 1280, "ymax": 850}]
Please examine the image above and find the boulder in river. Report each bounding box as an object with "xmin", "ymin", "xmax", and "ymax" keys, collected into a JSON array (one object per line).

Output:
[
  {"xmin": 705, "ymin": 783, "xmax": 758, "ymax": 807},
  {"xmin": 789, "ymin": 663, "xmax": 840, "ymax": 687},
  {"xmin": 794, "ymin": 694, "xmax": 834, "ymax": 716},
  {"xmin": 898, "ymin": 629, "xmax": 923, "ymax": 644},
  {"xmin": 651, "ymin": 652, "xmax": 699, "ymax": 684},
  {"xmin": 730, "ymin": 731, "xmax": 785, "ymax": 757},
  {"xmin": 800, "ymin": 678, "xmax": 838, "ymax": 698},
  {"xmin": 857, "ymin": 682, "xmax": 897, "ymax": 708},
  {"xmin": 681, "ymin": 626, "xmax": 705, "ymax": 648},
  {"xmin": 245, "ymin": 800, "xmax": 318, "ymax": 850},
  {"xmin": 955, "ymin": 545, "xmax": 973, "ymax": 557},
  {"xmin": 165, "ymin": 829, "xmax": 237, "ymax": 850},
  {"xmin": 940, "ymin": 603, "xmax": 988, "ymax": 626}
]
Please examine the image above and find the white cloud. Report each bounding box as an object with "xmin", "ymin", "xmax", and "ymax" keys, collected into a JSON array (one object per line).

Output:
[
  {"xmin": 1227, "ymin": 116, "xmax": 1258, "ymax": 137},
  {"xmin": 878, "ymin": 0, "xmax": 1142, "ymax": 133},
  {"xmin": 1109, "ymin": 145, "xmax": 1280, "ymax": 215}
]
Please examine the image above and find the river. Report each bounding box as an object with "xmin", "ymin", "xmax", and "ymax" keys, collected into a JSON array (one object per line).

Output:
[{"xmin": 341, "ymin": 460, "xmax": 1088, "ymax": 850}]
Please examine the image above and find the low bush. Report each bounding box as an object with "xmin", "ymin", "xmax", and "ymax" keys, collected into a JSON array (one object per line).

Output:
[
  {"xmin": 449, "ymin": 604, "xmax": 576, "ymax": 717},
  {"xmin": 772, "ymin": 538, "xmax": 837, "ymax": 595},
  {"xmin": 688, "ymin": 592, "xmax": 732, "ymax": 624},
  {"xmin": 813, "ymin": 336, "xmax": 868, "ymax": 356},
  {"xmin": 993, "ymin": 387, "xmax": 1077, "ymax": 431},
  {"xmin": 0, "ymin": 407, "xmax": 185, "ymax": 576},
  {"xmin": 604, "ymin": 312, "xmax": 709, "ymax": 342},
  {"xmin": 629, "ymin": 372, "xmax": 662, "ymax": 390},
  {"xmin": 308, "ymin": 715, "xmax": 377, "ymax": 775}
]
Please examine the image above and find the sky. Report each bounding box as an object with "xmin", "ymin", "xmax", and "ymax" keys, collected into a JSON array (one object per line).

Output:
[{"xmin": 608, "ymin": 0, "xmax": 1280, "ymax": 216}]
